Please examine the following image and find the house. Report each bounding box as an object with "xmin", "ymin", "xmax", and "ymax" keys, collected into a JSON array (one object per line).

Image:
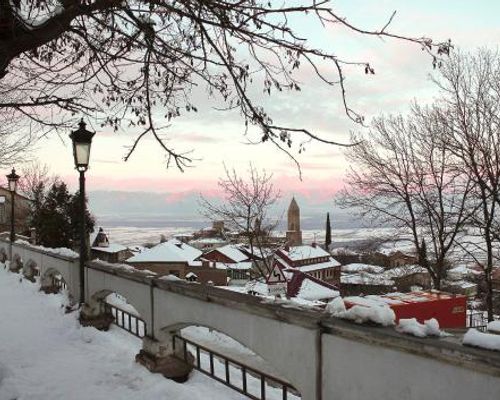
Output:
[
  {"xmin": 442, "ymin": 280, "xmax": 478, "ymax": 297},
  {"xmin": 202, "ymin": 244, "xmax": 254, "ymax": 284},
  {"xmin": 340, "ymin": 273, "xmax": 395, "ymax": 296},
  {"xmin": 90, "ymin": 227, "xmax": 133, "ymax": 264},
  {"xmin": 492, "ymin": 267, "xmax": 500, "ymax": 292},
  {"xmin": 274, "ymin": 243, "xmax": 341, "ymax": 285},
  {"xmin": 126, "ymin": 239, "xmax": 227, "ymax": 285},
  {"xmin": 286, "ymin": 269, "xmax": 339, "ymax": 302},
  {"xmin": 388, "ymin": 251, "xmax": 418, "ymax": 268},
  {"xmin": 0, "ymin": 186, "xmax": 31, "ymax": 236},
  {"xmin": 383, "ymin": 264, "xmax": 431, "ymax": 291},
  {"xmin": 189, "ymin": 237, "xmax": 227, "ymax": 250}
]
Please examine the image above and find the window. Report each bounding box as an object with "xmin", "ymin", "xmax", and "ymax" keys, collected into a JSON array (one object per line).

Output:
[{"xmin": 0, "ymin": 196, "xmax": 5, "ymax": 223}]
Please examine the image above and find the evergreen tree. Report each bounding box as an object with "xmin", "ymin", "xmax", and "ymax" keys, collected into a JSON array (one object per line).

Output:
[
  {"xmin": 325, "ymin": 212, "xmax": 332, "ymax": 249},
  {"xmin": 29, "ymin": 182, "xmax": 95, "ymax": 249},
  {"xmin": 67, "ymin": 190, "xmax": 96, "ymax": 249},
  {"xmin": 36, "ymin": 182, "xmax": 73, "ymax": 248},
  {"xmin": 419, "ymin": 238, "xmax": 429, "ymax": 270}
]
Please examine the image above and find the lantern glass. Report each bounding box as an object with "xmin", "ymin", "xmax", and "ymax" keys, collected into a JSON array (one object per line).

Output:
[
  {"xmin": 74, "ymin": 141, "xmax": 92, "ymax": 170},
  {"xmin": 70, "ymin": 119, "xmax": 95, "ymax": 171},
  {"xmin": 6, "ymin": 168, "xmax": 20, "ymax": 192}
]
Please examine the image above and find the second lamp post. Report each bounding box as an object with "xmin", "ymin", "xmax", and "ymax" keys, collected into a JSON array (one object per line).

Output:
[
  {"xmin": 6, "ymin": 168, "xmax": 20, "ymax": 245},
  {"xmin": 69, "ymin": 119, "xmax": 95, "ymax": 305}
]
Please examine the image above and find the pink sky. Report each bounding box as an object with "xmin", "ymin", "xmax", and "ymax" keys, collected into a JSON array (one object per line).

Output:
[{"xmin": 6, "ymin": 0, "xmax": 500, "ymax": 198}]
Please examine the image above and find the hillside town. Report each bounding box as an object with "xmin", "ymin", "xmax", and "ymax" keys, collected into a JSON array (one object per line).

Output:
[
  {"xmin": 2, "ymin": 1, "xmax": 500, "ymax": 399},
  {"xmin": 3, "ymin": 192, "xmax": 495, "ymax": 332}
]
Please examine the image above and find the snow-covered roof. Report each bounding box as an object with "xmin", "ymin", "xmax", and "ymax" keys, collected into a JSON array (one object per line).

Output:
[
  {"xmin": 275, "ymin": 245, "xmax": 340, "ymax": 273},
  {"xmin": 342, "ymin": 263, "xmax": 385, "ymax": 274},
  {"xmin": 297, "ymin": 278, "xmax": 339, "ymax": 301},
  {"xmin": 383, "ymin": 265, "xmax": 428, "ymax": 278},
  {"xmin": 280, "ymin": 245, "xmax": 330, "ymax": 261},
  {"xmin": 185, "ymin": 272, "xmax": 198, "ymax": 278},
  {"xmin": 444, "ymin": 280, "xmax": 477, "ymax": 289},
  {"xmin": 127, "ymin": 239, "xmax": 201, "ymax": 263},
  {"xmin": 341, "ymin": 273, "xmax": 394, "ymax": 286},
  {"xmin": 213, "ymin": 261, "xmax": 253, "ymax": 270},
  {"xmin": 92, "ymin": 243, "xmax": 128, "ymax": 253},
  {"xmin": 214, "ymin": 244, "xmax": 249, "ymax": 263},
  {"xmin": 190, "ymin": 238, "xmax": 227, "ymax": 244},
  {"xmin": 297, "ymin": 259, "xmax": 341, "ymax": 272}
]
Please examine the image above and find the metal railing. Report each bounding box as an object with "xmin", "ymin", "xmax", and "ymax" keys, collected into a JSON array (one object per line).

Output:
[
  {"xmin": 100, "ymin": 300, "xmax": 298, "ymax": 399},
  {"xmin": 173, "ymin": 334, "xmax": 298, "ymax": 400},
  {"xmin": 52, "ymin": 275, "xmax": 67, "ymax": 291},
  {"xmin": 100, "ymin": 301, "xmax": 146, "ymax": 338},
  {"xmin": 467, "ymin": 311, "xmax": 488, "ymax": 332}
]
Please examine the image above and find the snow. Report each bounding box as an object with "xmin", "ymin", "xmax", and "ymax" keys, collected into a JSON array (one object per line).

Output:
[
  {"xmin": 342, "ymin": 263, "xmax": 385, "ymax": 274},
  {"xmin": 487, "ymin": 320, "xmax": 500, "ymax": 334},
  {"xmin": 463, "ymin": 329, "xmax": 500, "ymax": 351},
  {"xmin": 327, "ymin": 297, "xmax": 395, "ymax": 326},
  {"xmin": 281, "ymin": 245, "xmax": 333, "ymax": 261},
  {"xmin": 297, "ymin": 279, "xmax": 339, "ymax": 301},
  {"xmin": 92, "ymin": 243, "xmax": 128, "ymax": 253},
  {"xmin": 160, "ymin": 274, "xmax": 183, "ymax": 281},
  {"xmin": 341, "ymin": 273, "xmax": 394, "ymax": 286},
  {"xmin": 0, "ymin": 267, "xmax": 248, "ymax": 400},
  {"xmin": 331, "ymin": 304, "xmax": 396, "ymax": 326},
  {"xmin": 325, "ymin": 297, "xmax": 347, "ymax": 314},
  {"xmin": 213, "ymin": 261, "xmax": 253, "ymax": 270},
  {"xmin": 396, "ymin": 318, "xmax": 444, "ymax": 338},
  {"xmin": 212, "ymin": 244, "xmax": 249, "ymax": 263},
  {"xmin": 16, "ymin": 240, "xmax": 79, "ymax": 259},
  {"xmin": 383, "ymin": 265, "xmax": 428, "ymax": 278},
  {"xmin": 127, "ymin": 239, "xmax": 201, "ymax": 264},
  {"xmin": 297, "ymin": 259, "xmax": 341, "ymax": 273}
]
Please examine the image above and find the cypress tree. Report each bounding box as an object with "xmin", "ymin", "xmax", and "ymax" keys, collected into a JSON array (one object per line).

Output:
[{"xmin": 325, "ymin": 212, "xmax": 332, "ymax": 249}]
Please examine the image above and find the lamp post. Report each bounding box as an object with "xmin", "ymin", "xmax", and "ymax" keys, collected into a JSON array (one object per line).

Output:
[
  {"xmin": 70, "ymin": 119, "xmax": 95, "ymax": 305},
  {"xmin": 6, "ymin": 168, "xmax": 20, "ymax": 245}
]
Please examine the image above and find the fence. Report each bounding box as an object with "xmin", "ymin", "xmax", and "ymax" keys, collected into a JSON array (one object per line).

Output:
[
  {"xmin": 467, "ymin": 311, "xmax": 488, "ymax": 332},
  {"xmin": 100, "ymin": 301, "xmax": 146, "ymax": 338},
  {"xmin": 173, "ymin": 334, "xmax": 298, "ymax": 400},
  {"xmin": 52, "ymin": 274, "xmax": 67, "ymax": 291}
]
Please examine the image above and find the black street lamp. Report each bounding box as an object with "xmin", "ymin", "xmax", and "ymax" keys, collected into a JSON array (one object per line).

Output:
[
  {"xmin": 6, "ymin": 168, "xmax": 20, "ymax": 244},
  {"xmin": 70, "ymin": 119, "xmax": 95, "ymax": 305}
]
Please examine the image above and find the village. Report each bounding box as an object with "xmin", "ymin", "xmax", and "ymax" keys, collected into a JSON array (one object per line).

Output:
[
  {"xmin": 3, "ymin": 2, "xmax": 500, "ymax": 399},
  {"xmin": 3, "ymin": 187, "xmax": 495, "ymax": 333}
]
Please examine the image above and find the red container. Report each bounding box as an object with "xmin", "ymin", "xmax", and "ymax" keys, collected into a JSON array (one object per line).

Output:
[{"xmin": 345, "ymin": 291, "xmax": 467, "ymax": 329}]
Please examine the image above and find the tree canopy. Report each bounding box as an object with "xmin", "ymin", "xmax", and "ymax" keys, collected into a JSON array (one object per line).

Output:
[{"xmin": 0, "ymin": 1, "xmax": 450, "ymax": 169}]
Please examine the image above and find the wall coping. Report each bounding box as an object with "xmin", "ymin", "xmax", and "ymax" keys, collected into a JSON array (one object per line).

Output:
[
  {"xmin": 0, "ymin": 238, "xmax": 79, "ymax": 262},
  {"xmin": 86, "ymin": 260, "xmax": 500, "ymax": 377}
]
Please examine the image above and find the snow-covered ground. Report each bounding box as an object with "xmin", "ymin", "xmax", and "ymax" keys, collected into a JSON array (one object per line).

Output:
[{"xmin": 0, "ymin": 266, "xmax": 287, "ymax": 400}]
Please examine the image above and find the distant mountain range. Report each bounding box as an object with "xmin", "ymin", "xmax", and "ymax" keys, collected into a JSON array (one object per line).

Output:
[{"xmin": 88, "ymin": 190, "xmax": 369, "ymax": 230}]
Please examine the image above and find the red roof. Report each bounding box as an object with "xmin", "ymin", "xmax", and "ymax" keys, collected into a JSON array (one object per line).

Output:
[{"xmin": 286, "ymin": 269, "xmax": 339, "ymax": 298}]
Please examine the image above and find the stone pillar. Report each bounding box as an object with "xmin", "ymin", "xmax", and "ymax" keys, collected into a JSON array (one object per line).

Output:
[
  {"xmin": 40, "ymin": 272, "xmax": 60, "ymax": 294},
  {"xmin": 9, "ymin": 256, "xmax": 21, "ymax": 272},
  {"xmin": 136, "ymin": 334, "xmax": 194, "ymax": 383},
  {"xmin": 79, "ymin": 300, "xmax": 114, "ymax": 330},
  {"xmin": 22, "ymin": 263, "xmax": 36, "ymax": 282}
]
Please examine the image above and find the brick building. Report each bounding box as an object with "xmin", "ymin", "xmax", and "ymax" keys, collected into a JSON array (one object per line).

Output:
[
  {"xmin": 0, "ymin": 186, "xmax": 31, "ymax": 236},
  {"xmin": 126, "ymin": 238, "xmax": 227, "ymax": 285},
  {"xmin": 274, "ymin": 243, "xmax": 341, "ymax": 286}
]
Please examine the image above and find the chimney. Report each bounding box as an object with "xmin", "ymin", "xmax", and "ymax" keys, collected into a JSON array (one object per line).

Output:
[
  {"xmin": 312, "ymin": 242, "xmax": 317, "ymax": 248},
  {"xmin": 284, "ymin": 244, "xmax": 290, "ymax": 252}
]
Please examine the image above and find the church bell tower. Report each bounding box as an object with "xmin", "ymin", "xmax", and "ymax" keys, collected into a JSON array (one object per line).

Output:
[{"xmin": 286, "ymin": 197, "xmax": 302, "ymax": 246}]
